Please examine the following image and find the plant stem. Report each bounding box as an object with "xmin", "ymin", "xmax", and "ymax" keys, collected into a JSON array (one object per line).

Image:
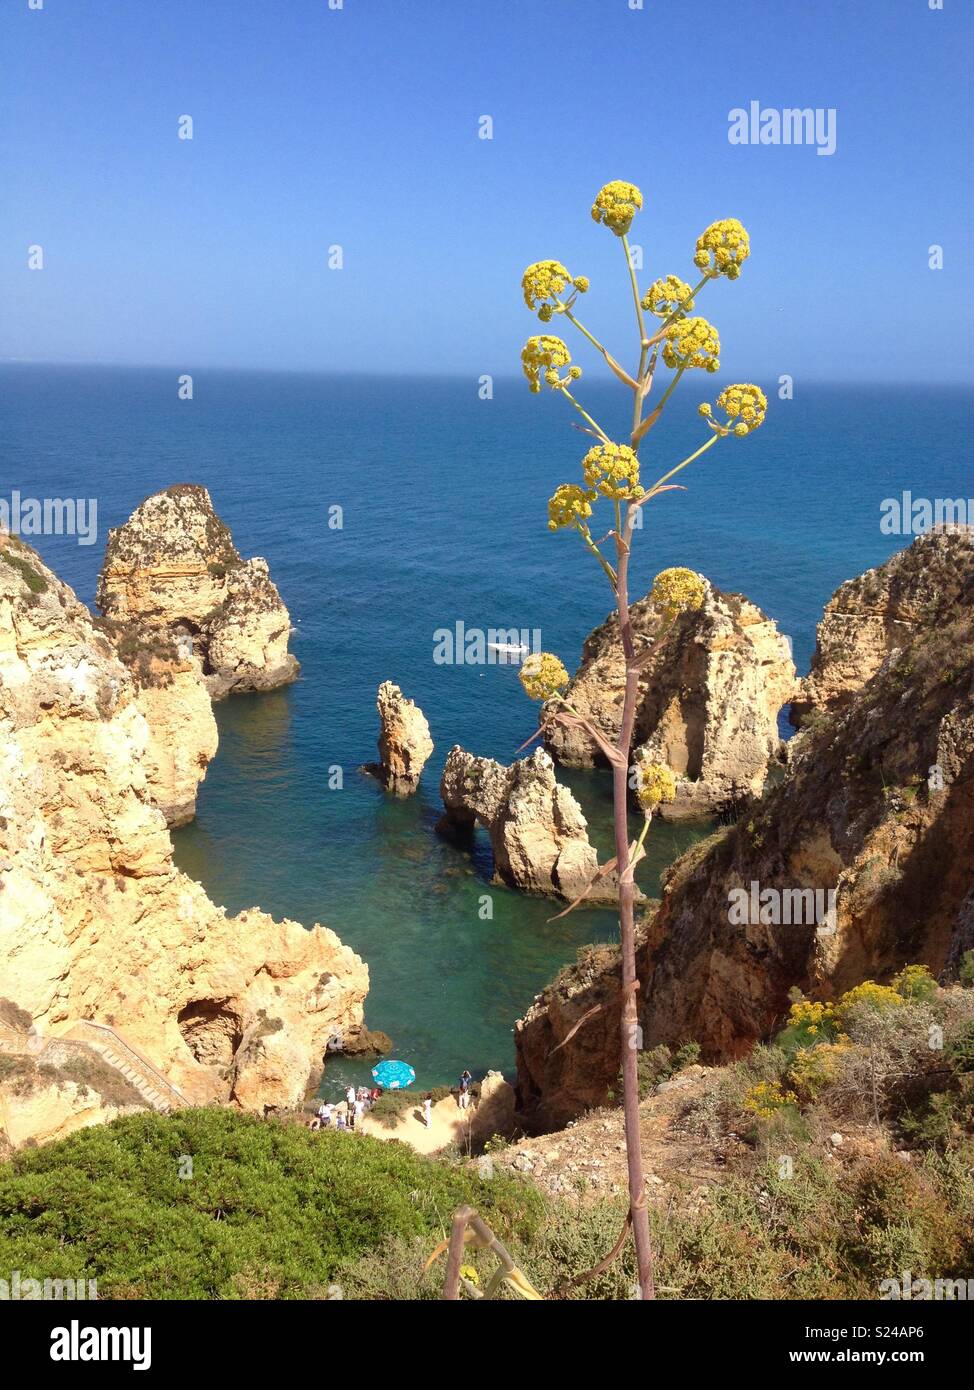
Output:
[
  {"xmin": 652, "ymin": 365, "xmax": 686, "ymax": 416},
  {"xmin": 613, "ymin": 498, "xmax": 656, "ymax": 1300},
  {"xmin": 644, "ymin": 432, "xmax": 721, "ymax": 499},
  {"xmin": 559, "ymin": 387, "xmax": 611, "ymax": 443},
  {"xmin": 622, "ymin": 235, "xmax": 648, "ymax": 348},
  {"xmin": 581, "ymin": 529, "xmax": 618, "ymax": 587},
  {"xmin": 562, "ymin": 307, "xmax": 610, "ymax": 358}
]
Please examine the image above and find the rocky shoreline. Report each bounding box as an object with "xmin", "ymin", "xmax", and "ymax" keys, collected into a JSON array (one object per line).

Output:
[{"xmin": 3, "ymin": 517, "xmax": 972, "ymax": 1152}]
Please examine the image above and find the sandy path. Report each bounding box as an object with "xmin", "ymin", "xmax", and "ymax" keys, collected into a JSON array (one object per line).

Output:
[{"xmin": 358, "ymin": 1094, "xmax": 476, "ymax": 1154}]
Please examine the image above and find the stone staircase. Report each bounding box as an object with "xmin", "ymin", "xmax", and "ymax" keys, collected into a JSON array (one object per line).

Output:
[{"xmin": 59, "ymin": 1021, "xmax": 189, "ymax": 1115}]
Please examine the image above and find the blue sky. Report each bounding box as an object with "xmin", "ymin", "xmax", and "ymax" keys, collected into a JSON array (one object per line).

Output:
[{"xmin": 1, "ymin": 0, "xmax": 971, "ymax": 380}]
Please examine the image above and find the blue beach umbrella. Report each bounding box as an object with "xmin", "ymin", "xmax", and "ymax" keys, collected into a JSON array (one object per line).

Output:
[{"xmin": 371, "ymin": 1059, "xmax": 416, "ymax": 1090}]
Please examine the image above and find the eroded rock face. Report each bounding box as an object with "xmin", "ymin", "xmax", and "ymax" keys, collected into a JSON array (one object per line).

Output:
[
  {"xmin": 93, "ymin": 620, "xmax": 218, "ymax": 828},
  {"xmin": 372, "ymin": 681, "xmax": 433, "ymax": 795},
  {"xmin": 97, "ymin": 485, "xmax": 299, "ymax": 702},
  {"xmin": 544, "ymin": 580, "xmax": 795, "ymax": 818},
  {"xmin": 791, "ymin": 526, "xmax": 974, "ymax": 725},
  {"xmin": 0, "ymin": 536, "xmax": 368, "ymax": 1125},
  {"xmin": 517, "ymin": 533, "xmax": 974, "ymax": 1127},
  {"xmin": 439, "ymin": 746, "xmax": 624, "ymax": 902}
]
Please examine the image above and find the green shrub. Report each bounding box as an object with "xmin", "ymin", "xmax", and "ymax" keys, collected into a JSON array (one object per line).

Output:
[
  {"xmin": 0, "ymin": 548, "xmax": 48, "ymax": 594},
  {"xmin": 0, "ymin": 1108, "xmax": 541, "ymax": 1299},
  {"xmin": 959, "ymin": 951, "xmax": 974, "ymax": 989}
]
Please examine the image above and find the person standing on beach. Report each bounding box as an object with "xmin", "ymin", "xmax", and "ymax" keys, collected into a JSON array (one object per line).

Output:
[
  {"xmin": 422, "ymin": 1093, "xmax": 433, "ymax": 1128},
  {"xmin": 458, "ymin": 1070, "xmax": 472, "ymax": 1110},
  {"xmin": 353, "ymin": 1095, "xmax": 365, "ymax": 1130}
]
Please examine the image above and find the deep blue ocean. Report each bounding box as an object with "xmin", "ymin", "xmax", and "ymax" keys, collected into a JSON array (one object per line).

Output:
[{"xmin": 3, "ymin": 366, "xmax": 971, "ymax": 1092}]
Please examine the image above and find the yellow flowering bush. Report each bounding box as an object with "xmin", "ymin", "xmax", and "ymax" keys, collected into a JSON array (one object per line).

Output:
[
  {"xmin": 787, "ymin": 999, "xmax": 839, "ymax": 1037},
  {"xmin": 590, "ymin": 180, "xmax": 643, "ymax": 236},
  {"xmin": 743, "ymin": 1080, "xmax": 797, "ymax": 1119},
  {"xmin": 836, "ymin": 981, "xmax": 905, "ymax": 1024},
  {"xmin": 521, "ymin": 335, "xmax": 575, "ymax": 393},
  {"xmin": 521, "ymin": 260, "xmax": 589, "ymax": 318},
  {"xmin": 649, "ymin": 567, "xmax": 706, "ymax": 621},
  {"xmin": 700, "ymin": 383, "xmax": 767, "ymax": 437},
  {"xmin": 518, "ymin": 652, "xmax": 569, "ymax": 702},
  {"xmin": 662, "ymin": 316, "xmax": 720, "ymax": 373},
  {"xmin": 634, "ymin": 760, "xmax": 677, "ymax": 811},
  {"xmin": 547, "ymin": 483, "xmax": 597, "ymax": 532},
  {"xmin": 788, "ymin": 1042, "xmax": 852, "ymax": 1102},
  {"xmin": 693, "ymin": 217, "xmax": 750, "ymax": 279},
  {"xmin": 891, "ymin": 964, "xmax": 938, "ymax": 1003},
  {"xmin": 581, "ymin": 442, "xmax": 642, "ymax": 500},
  {"xmin": 641, "ymin": 274, "xmax": 695, "ymax": 319}
]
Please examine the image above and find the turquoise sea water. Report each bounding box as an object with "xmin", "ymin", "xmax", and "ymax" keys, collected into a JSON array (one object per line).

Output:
[{"xmin": 4, "ymin": 367, "xmax": 972, "ymax": 1092}]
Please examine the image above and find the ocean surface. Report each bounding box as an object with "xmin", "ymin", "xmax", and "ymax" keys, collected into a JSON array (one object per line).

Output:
[{"xmin": 3, "ymin": 367, "xmax": 971, "ymax": 1093}]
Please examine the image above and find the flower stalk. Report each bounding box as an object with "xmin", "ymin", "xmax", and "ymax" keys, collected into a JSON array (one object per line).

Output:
[{"xmin": 519, "ymin": 186, "xmax": 763, "ymax": 1301}]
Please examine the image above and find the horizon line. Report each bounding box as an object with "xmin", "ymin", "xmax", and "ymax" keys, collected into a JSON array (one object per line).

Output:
[{"xmin": 2, "ymin": 360, "xmax": 973, "ymax": 389}]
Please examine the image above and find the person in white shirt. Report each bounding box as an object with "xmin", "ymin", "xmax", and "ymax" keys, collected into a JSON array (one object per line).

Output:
[
  {"xmin": 422, "ymin": 1094, "xmax": 433, "ymax": 1128},
  {"xmin": 318, "ymin": 1101, "xmax": 333, "ymax": 1128}
]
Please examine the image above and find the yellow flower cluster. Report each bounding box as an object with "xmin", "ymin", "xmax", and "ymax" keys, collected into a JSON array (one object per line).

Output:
[
  {"xmin": 699, "ymin": 383, "xmax": 767, "ymax": 436},
  {"xmin": 519, "ymin": 651, "xmax": 570, "ymax": 702},
  {"xmin": 641, "ymin": 274, "xmax": 695, "ymax": 320},
  {"xmin": 581, "ymin": 442, "xmax": 642, "ymax": 500},
  {"xmin": 836, "ymin": 981, "xmax": 904, "ymax": 1022},
  {"xmin": 635, "ymin": 760, "xmax": 676, "ymax": 811},
  {"xmin": 522, "ymin": 260, "xmax": 589, "ymax": 319},
  {"xmin": 743, "ymin": 1080, "xmax": 796, "ymax": 1119},
  {"xmin": 548, "ymin": 483, "xmax": 597, "ymax": 532},
  {"xmin": 521, "ymin": 335, "xmax": 578, "ymax": 392},
  {"xmin": 693, "ymin": 218, "xmax": 750, "ymax": 279},
  {"xmin": 662, "ymin": 316, "xmax": 720, "ymax": 373},
  {"xmin": 590, "ymin": 180, "xmax": 643, "ymax": 236},
  {"xmin": 650, "ymin": 567, "xmax": 706, "ymax": 621},
  {"xmin": 786, "ymin": 999, "xmax": 837, "ymax": 1036},
  {"xmin": 788, "ymin": 1042, "xmax": 851, "ymax": 1102}
]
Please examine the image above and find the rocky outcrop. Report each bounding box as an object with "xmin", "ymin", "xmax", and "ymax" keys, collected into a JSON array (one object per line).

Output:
[
  {"xmin": 93, "ymin": 620, "xmax": 218, "ymax": 827},
  {"xmin": 368, "ymin": 681, "xmax": 433, "ymax": 795},
  {"xmin": 544, "ymin": 580, "xmax": 795, "ymax": 818},
  {"xmin": 791, "ymin": 526, "xmax": 974, "ymax": 725},
  {"xmin": 439, "ymin": 746, "xmax": 627, "ymax": 902},
  {"xmin": 97, "ymin": 485, "xmax": 299, "ymax": 702},
  {"xmin": 517, "ymin": 533, "xmax": 974, "ymax": 1127},
  {"xmin": 0, "ymin": 535, "xmax": 368, "ymax": 1126}
]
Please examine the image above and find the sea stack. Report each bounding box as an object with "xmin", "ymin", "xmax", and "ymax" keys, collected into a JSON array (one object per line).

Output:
[
  {"xmin": 97, "ymin": 484, "xmax": 299, "ymax": 702},
  {"xmin": 543, "ymin": 576, "xmax": 796, "ymax": 818},
  {"xmin": 439, "ymin": 745, "xmax": 631, "ymax": 902},
  {"xmin": 373, "ymin": 680, "xmax": 434, "ymax": 795}
]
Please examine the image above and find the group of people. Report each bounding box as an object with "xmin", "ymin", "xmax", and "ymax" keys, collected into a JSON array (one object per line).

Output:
[
  {"xmin": 420, "ymin": 1070, "xmax": 473, "ymax": 1127},
  {"xmin": 309, "ymin": 1084, "xmax": 380, "ymax": 1133},
  {"xmin": 309, "ymin": 1069, "xmax": 475, "ymax": 1133}
]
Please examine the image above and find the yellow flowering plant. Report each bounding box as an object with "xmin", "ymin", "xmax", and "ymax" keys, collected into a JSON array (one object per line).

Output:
[{"xmin": 514, "ymin": 179, "xmax": 765, "ymax": 1300}]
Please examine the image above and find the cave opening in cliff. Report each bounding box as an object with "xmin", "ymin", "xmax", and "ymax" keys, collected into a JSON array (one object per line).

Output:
[{"xmin": 177, "ymin": 1001, "xmax": 244, "ymax": 1069}]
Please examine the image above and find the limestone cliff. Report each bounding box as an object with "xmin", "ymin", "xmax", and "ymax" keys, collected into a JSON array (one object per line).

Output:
[
  {"xmin": 517, "ymin": 533, "xmax": 974, "ymax": 1128},
  {"xmin": 97, "ymin": 485, "xmax": 299, "ymax": 702},
  {"xmin": 92, "ymin": 620, "xmax": 218, "ymax": 827},
  {"xmin": 370, "ymin": 681, "xmax": 434, "ymax": 795},
  {"xmin": 0, "ymin": 535, "xmax": 367, "ymax": 1125},
  {"xmin": 791, "ymin": 525, "xmax": 973, "ymax": 724},
  {"xmin": 544, "ymin": 579, "xmax": 795, "ymax": 818},
  {"xmin": 439, "ymin": 746, "xmax": 628, "ymax": 903}
]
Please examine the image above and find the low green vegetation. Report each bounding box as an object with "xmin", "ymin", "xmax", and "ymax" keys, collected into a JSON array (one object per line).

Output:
[
  {"xmin": 0, "ymin": 545, "xmax": 48, "ymax": 595},
  {"xmin": 3, "ymin": 967, "xmax": 973, "ymax": 1299},
  {"xmin": 0, "ymin": 1108, "xmax": 542, "ymax": 1299}
]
